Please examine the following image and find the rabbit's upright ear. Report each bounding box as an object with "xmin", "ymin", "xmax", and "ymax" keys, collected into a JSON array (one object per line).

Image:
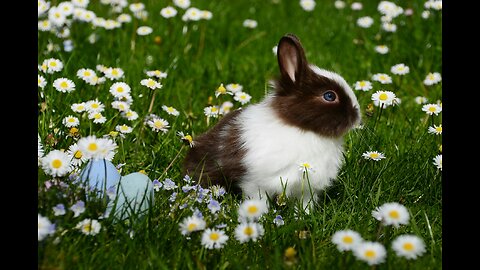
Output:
[{"xmin": 277, "ymin": 34, "xmax": 308, "ymax": 84}]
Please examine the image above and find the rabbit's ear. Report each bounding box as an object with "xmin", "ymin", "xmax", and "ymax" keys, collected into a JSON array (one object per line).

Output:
[{"xmin": 277, "ymin": 34, "xmax": 308, "ymax": 84}]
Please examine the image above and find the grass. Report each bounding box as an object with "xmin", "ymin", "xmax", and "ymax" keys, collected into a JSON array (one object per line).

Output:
[{"xmin": 38, "ymin": 0, "xmax": 442, "ymax": 269}]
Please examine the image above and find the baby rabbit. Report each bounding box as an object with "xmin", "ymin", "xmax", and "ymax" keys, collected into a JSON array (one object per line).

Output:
[{"xmin": 184, "ymin": 34, "xmax": 361, "ymax": 211}]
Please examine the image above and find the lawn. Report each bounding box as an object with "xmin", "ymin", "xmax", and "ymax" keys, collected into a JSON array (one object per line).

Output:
[{"xmin": 38, "ymin": 0, "xmax": 442, "ymax": 269}]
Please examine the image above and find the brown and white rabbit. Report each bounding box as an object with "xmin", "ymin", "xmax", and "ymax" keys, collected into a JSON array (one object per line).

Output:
[{"xmin": 184, "ymin": 34, "xmax": 361, "ymax": 211}]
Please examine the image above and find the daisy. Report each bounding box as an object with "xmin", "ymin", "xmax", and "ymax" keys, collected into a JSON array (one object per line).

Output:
[
  {"xmin": 204, "ymin": 106, "xmax": 220, "ymax": 118},
  {"xmin": 433, "ymin": 154, "xmax": 442, "ymax": 170},
  {"xmin": 226, "ymin": 83, "xmax": 243, "ymax": 94},
  {"xmin": 422, "ymin": 10, "xmax": 430, "ymax": 19},
  {"xmin": 41, "ymin": 150, "xmax": 72, "ymax": 177},
  {"xmin": 72, "ymin": 0, "xmax": 89, "ymax": 8},
  {"xmin": 238, "ymin": 199, "xmax": 268, "ymax": 221},
  {"xmin": 353, "ymin": 241, "xmax": 387, "ymax": 266},
  {"xmin": 77, "ymin": 68, "xmax": 96, "ymax": 82},
  {"xmin": 38, "ymin": 20, "xmax": 52, "ymax": 31},
  {"xmin": 371, "ymin": 90, "xmax": 396, "ymax": 107},
  {"xmin": 137, "ymin": 26, "xmax": 153, "ymax": 36},
  {"xmin": 378, "ymin": 1, "xmax": 404, "ymax": 18},
  {"xmin": 179, "ymin": 215, "xmax": 206, "ymax": 235},
  {"xmin": 87, "ymin": 75, "xmax": 106, "ymax": 86},
  {"xmin": 48, "ymin": 7, "xmax": 67, "ymax": 27},
  {"xmin": 428, "ymin": 124, "xmax": 442, "ymax": 135},
  {"xmin": 71, "ymin": 102, "xmax": 87, "ymax": 113},
  {"xmin": 362, "ymin": 151, "xmax": 386, "ymax": 161},
  {"xmin": 423, "ymin": 72, "xmax": 442, "ymax": 85},
  {"xmin": 382, "ymin": 22, "xmax": 397, "ymax": 32},
  {"xmin": 201, "ymin": 10, "xmax": 213, "ymax": 20},
  {"xmin": 123, "ymin": 110, "xmax": 139, "ymax": 121},
  {"xmin": 235, "ymin": 222, "xmax": 265, "ymax": 243},
  {"xmin": 354, "ymin": 80, "xmax": 372, "ymax": 91},
  {"xmin": 357, "ymin": 16, "xmax": 374, "ymax": 28},
  {"xmin": 70, "ymin": 200, "xmax": 85, "ymax": 218},
  {"xmin": 234, "ymin": 92, "xmax": 252, "ymax": 105},
  {"xmin": 67, "ymin": 143, "xmax": 88, "ymax": 167},
  {"xmin": 215, "ymin": 83, "xmax": 227, "ymax": 97},
  {"xmin": 243, "ymin": 19, "xmax": 258, "ymax": 29},
  {"xmin": 183, "ymin": 7, "xmax": 202, "ymax": 21},
  {"xmin": 140, "ymin": 78, "xmax": 162, "ymax": 90},
  {"xmin": 58, "ymin": 1, "xmax": 74, "ymax": 16},
  {"xmin": 62, "ymin": 115, "xmax": 80, "ymax": 128},
  {"xmin": 422, "ymin": 104, "xmax": 442, "ymax": 115},
  {"xmin": 375, "ymin": 45, "xmax": 389, "ymax": 54},
  {"xmin": 80, "ymin": 10, "xmax": 96, "ymax": 22},
  {"xmin": 391, "ymin": 64, "xmax": 410, "ymax": 75},
  {"xmin": 76, "ymin": 219, "xmax": 101, "ymax": 236},
  {"xmin": 38, "ymin": 214, "xmax": 55, "ymax": 241},
  {"xmin": 372, "ymin": 202, "xmax": 410, "ymax": 228},
  {"xmin": 334, "ymin": 1, "xmax": 346, "ymax": 9},
  {"xmin": 220, "ymin": 101, "xmax": 234, "ymax": 115},
  {"xmin": 351, "ymin": 2, "xmax": 363, "ymax": 10},
  {"xmin": 111, "ymin": 101, "xmax": 130, "ymax": 112},
  {"xmin": 273, "ymin": 215, "xmax": 285, "ymax": 226},
  {"xmin": 115, "ymin": 124, "xmax": 132, "ymax": 134},
  {"xmin": 299, "ymin": 161, "xmax": 315, "ymax": 173},
  {"xmin": 332, "ymin": 230, "xmax": 363, "ymax": 252},
  {"xmin": 45, "ymin": 58, "xmax": 64, "ymax": 73},
  {"xmin": 38, "ymin": 0, "xmax": 50, "ymax": 16},
  {"xmin": 147, "ymin": 117, "xmax": 170, "ymax": 133},
  {"xmin": 372, "ymin": 73, "xmax": 392, "ymax": 84},
  {"xmin": 104, "ymin": 67, "xmax": 124, "ymax": 80},
  {"xmin": 162, "ymin": 105, "xmax": 180, "ymax": 116},
  {"xmin": 116, "ymin": 13, "xmax": 132, "ymax": 24},
  {"xmin": 96, "ymin": 138, "xmax": 117, "ymax": 161},
  {"xmin": 129, "ymin": 2, "xmax": 144, "ymax": 13},
  {"xmin": 160, "ymin": 6, "xmax": 177, "ymax": 18},
  {"xmin": 85, "ymin": 99, "xmax": 105, "ymax": 113},
  {"xmin": 89, "ymin": 112, "xmax": 107, "ymax": 124},
  {"xmin": 392, "ymin": 234, "xmax": 426, "ymax": 260},
  {"xmin": 300, "ymin": 0, "xmax": 316, "ymax": 11},
  {"xmin": 109, "ymin": 82, "xmax": 131, "ymax": 99},
  {"xmin": 52, "ymin": 204, "xmax": 66, "ymax": 216},
  {"xmin": 77, "ymin": 135, "xmax": 104, "ymax": 160},
  {"xmin": 173, "ymin": 0, "xmax": 191, "ymax": 9},
  {"xmin": 177, "ymin": 131, "xmax": 195, "ymax": 147},
  {"xmin": 414, "ymin": 96, "xmax": 428, "ymax": 104},
  {"xmin": 201, "ymin": 228, "xmax": 229, "ymax": 249},
  {"xmin": 38, "ymin": 74, "xmax": 47, "ymax": 89},
  {"xmin": 146, "ymin": 70, "xmax": 168, "ymax": 79}
]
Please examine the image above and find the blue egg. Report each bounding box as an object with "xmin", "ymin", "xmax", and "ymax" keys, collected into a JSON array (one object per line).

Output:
[
  {"xmin": 80, "ymin": 159, "xmax": 121, "ymax": 193},
  {"xmin": 106, "ymin": 172, "xmax": 155, "ymax": 221}
]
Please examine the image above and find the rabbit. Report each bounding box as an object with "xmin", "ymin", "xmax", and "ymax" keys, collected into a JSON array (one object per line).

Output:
[{"xmin": 183, "ymin": 34, "xmax": 361, "ymax": 212}]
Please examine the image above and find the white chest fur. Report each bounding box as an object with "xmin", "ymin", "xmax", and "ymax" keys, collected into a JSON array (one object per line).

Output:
[{"xmin": 237, "ymin": 97, "xmax": 345, "ymax": 200}]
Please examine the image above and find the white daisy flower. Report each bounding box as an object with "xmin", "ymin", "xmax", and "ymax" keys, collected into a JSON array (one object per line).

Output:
[
  {"xmin": 226, "ymin": 83, "xmax": 243, "ymax": 94},
  {"xmin": 38, "ymin": 0, "xmax": 50, "ymax": 16},
  {"xmin": 58, "ymin": 1, "xmax": 74, "ymax": 16},
  {"xmin": 109, "ymin": 82, "xmax": 131, "ymax": 99},
  {"xmin": 371, "ymin": 202, "xmax": 410, "ymax": 228},
  {"xmin": 392, "ymin": 234, "xmax": 426, "ymax": 260},
  {"xmin": 67, "ymin": 143, "xmax": 88, "ymax": 167},
  {"xmin": 204, "ymin": 106, "xmax": 220, "ymax": 118},
  {"xmin": 38, "ymin": 74, "xmax": 47, "ymax": 89},
  {"xmin": 422, "ymin": 104, "xmax": 442, "ymax": 115},
  {"xmin": 375, "ymin": 45, "xmax": 389, "ymax": 54},
  {"xmin": 41, "ymin": 150, "xmax": 72, "ymax": 177},
  {"xmin": 116, "ymin": 13, "xmax": 132, "ymax": 23},
  {"xmin": 76, "ymin": 219, "xmax": 102, "ymax": 236},
  {"xmin": 183, "ymin": 7, "xmax": 202, "ymax": 21},
  {"xmin": 428, "ymin": 124, "xmax": 442, "ymax": 135},
  {"xmin": 357, "ymin": 16, "xmax": 374, "ymax": 28},
  {"xmin": 234, "ymin": 92, "xmax": 252, "ymax": 105},
  {"xmin": 38, "ymin": 214, "xmax": 55, "ymax": 241},
  {"xmin": 140, "ymin": 78, "xmax": 162, "ymax": 90},
  {"xmin": 334, "ymin": 1, "xmax": 346, "ymax": 9},
  {"xmin": 137, "ymin": 26, "xmax": 153, "ymax": 36},
  {"xmin": 220, "ymin": 101, "xmax": 234, "ymax": 115},
  {"xmin": 299, "ymin": 161, "xmax": 315, "ymax": 173},
  {"xmin": 111, "ymin": 101, "xmax": 130, "ymax": 112},
  {"xmin": 62, "ymin": 115, "xmax": 80, "ymax": 128},
  {"xmin": 201, "ymin": 228, "xmax": 228, "ymax": 249},
  {"xmin": 162, "ymin": 105, "xmax": 180, "ymax": 116},
  {"xmin": 76, "ymin": 68, "xmax": 96, "ymax": 82},
  {"xmin": 433, "ymin": 154, "xmax": 442, "ymax": 170},
  {"xmin": 372, "ymin": 73, "xmax": 392, "ymax": 84},
  {"xmin": 331, "ymin": 230, "xmax": 363, "ymax": 252},
  {"xmin": 48, "ymin": 7, "xmax": 67, "ymax": 27},
  {"xmin": 234, "ymin": 222, "xmax": 265, "ymax": 243},
  {"xmin": 173, "ymin": 0, "xmax": 191, "ymax": 9},
  {"xmin": 179, "ymin": 215, "xmax": 206, "ymax": 235},
  {"xmin": 371, "ymin": 90, "xmax": 396, "ymax": 107},
  {"xmin": 414, "ymin": 96, "xmax": 428, "ymax": 104},
  {"xmin": 38, "ymin": 20, "xmax": 52, "ymax": 31},
  {"xmin": 88, "ymin": 112, "xmax": 107, "ymax": 124},
  {"xmin": 201, "ymin": 10, "xmax": 213, "ymax": 20},
  {"xmin": 391, "ymin": 63, "xmax": 410, "ymax": 75},
  {"xmin": 300, "ymin": 0, "xmax": 316, "ymax": 11},
  {"xmin": 382, "ymin": 22, "xmax": 397, "ymax": 32},
  {"xmin": 243, "ymin": 19, "xmax": 258, "ymax": 28},
  {"xmin": 104, "ymin": 67, "xmax": 124, "ymax": 80},
  {"xmin": 351, "ymin": 2, "xmax": 363, "ymax": 10},
  {"xmin": 147, "ymin": 118, "xmax": 170, "ymax": 133},
  {"xmin": 71, "ymin": 0, "xmax": 89, "ymax": 8},
  {"xmin": 422, "ymin": 10, "xmax": 430, "ymax": 19},
  {"xmin": 115, "ymin": 124, "xmax": 133, "ymax": 134},
  {"xmin": 71, "ymin": 102, "xmax": 87, "ymax": 113},
  {"xmin": 353, "ymin": 241, "xmax": 387, "ymax": 266},
  {"xmin": 362, "ymin": 151, "xmax": 386, "ymax": 161},
  {"xmin": 123, "ymin": 110, "xmax": 139, "ymax": 121},
  {"xmin": 238, "ymin": 199, "xmax": 268, "ymax": 221},
  {"xmin": 129, "ymin": 2, "xmax": 145, "ymax": 13},
  {"xmin": 44, "ymin": 58, "xmax": 64, "ymax": 73},
  {"xmin": 160, "ymin": 6, "xmax": 177, "ymax": 18},
  {"xmin": 146, "ymin": 70, "xmax": 168, "ymax": 79},
  {"xmin": 423, "ymin": 72, "xmax": 442, "ymax": 85},
  {"xmin": 378, "ymin": 1, "xmax": 404, "ymax": 18},
  {"xmin": 354, "ymin": 80, "xmax": 372, "ymax": 91},
  {"xmin": 77, "ymin": 135, "xmax": 116, "ymax": 160}
]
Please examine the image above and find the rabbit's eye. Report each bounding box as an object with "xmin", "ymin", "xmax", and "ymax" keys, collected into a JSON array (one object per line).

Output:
[{"xmin": 322, "ymin": 91, "xmax": 337, "ymax": 102}]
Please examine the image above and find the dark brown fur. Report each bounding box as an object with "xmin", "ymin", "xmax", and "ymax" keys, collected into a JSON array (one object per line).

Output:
[{"xmin": 183, "ymin": 109, "xmax": 246, "ymax": 194}]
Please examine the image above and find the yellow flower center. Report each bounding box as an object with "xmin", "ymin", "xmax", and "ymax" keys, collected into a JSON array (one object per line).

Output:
[
  {"xmin": 42, "ymin": 21, "xmax": 49, "ymax": 27},
  {"xmin": 117, "ymin": 87, "xmax": 124, "ymax": 92},
  {"xmin": 342, "ymin": 236, "xmax": 353, "ymax": 244},
  {"xmin": 302, "ymin": 163, "xmax": 311, "ymax": 168},
  {"xmin": 389, "ymin": 210, "xmax": 399, "ymax": 219},
  {"xmin": 185, "ymin": 135, "xmax": 193, "ymax": 143},
  {"xmin": 84, "ymin": 71, "xmax": 91, "ymax": 77},
  {"xmin": 77, "ymin": 105, "xmax": 84, "ymax": 110},
  {"xmin": 187, "ymin": 223, "xmax": 197, "ymax": 231},
  {"xmin": 244, "ymin": 226, "xmax": 254, "ymax": 236},
  {"xmin": 94, "ymin": 113, "xmax": 102, "ymax": 119},
  {"xmin": 60, "ymin": 81, "xmax": 68, "ymax": 88},
  {"xmin": 68, "ymin": 118, "xmax": 75, "ymax": 122},
  {"xmin": 88, "ymin": 143, "xmax": 98, "ymax": 151},
  {"xmin": 365, "ymin": 250, "xmax": 376, "ymax": 258},
  {"xmin": 69, "ymin": 127, "xmax": 78, "ymax": 135},
  {"xmin": 359, "ymin": 81, "xmax": 366, "ymax": 87},
  {"xmin": 74, "ymin": 150, "xmax": 82, "ymax": 159},
  {"xmin": 147, "ymin": 80, "xmax": 155, "ymax": 87},
  {"xmin": 126, "ymin": 111, "xmax": 133, "ymax": 117},
  {"xmin": 436, "ymin": 126, "xmax": 442, "ymax": 132},
  {"xmin": 369, "ymin": 153, "xmax": 379, "ymax": 159},
  {"xmin": 111, "ymin": 69, "xmax": 119, "ymax": 76},
  {"xmin": 167, "ymin": 107, "xmax": 174, "ymax": 112},
  {"xmin": 154, "ymin": 120, "xmax": 164, "ymax": 128},
  {"xmin": 379, "ymin": 93, "xmax": 388, "ymax": 101},
  {"xmin": 428, "ymin": 107, "xmax": 437, "ymax": 112},
  {"xmin": 209, "ymin": 232, "xmax": 220, "ymax": 241},
  {"xmin": 91, "ymin": 103, "xmax": 99, "ymax": 109},
  {"xmin": 52, "ymin": 159, "xmax": 62, "ymax": 169},
  {"xmin": 211, "ymin": 107, "xmax": 218, "ymax": 113},
  {"xmin": 83, "ymin": 223, "xmax": 92, "ymax": 232},
  {"xmin": 247, "ymin": 205, "xmax": 258, "ymax": 214},
  {"xmin": 49, "ymin": 61, "xmax": 57, "ymax": 67},
  {"xmin": 403, "ymin": 242, "xmax": 414, "ymax": 251},
  {"xmin": 428, "ymin": 74, "xmax": 435, "ymax": 80},
  {"xmin": 38, "ymin": 78, "xmax": 42, "ymax": 84}
]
